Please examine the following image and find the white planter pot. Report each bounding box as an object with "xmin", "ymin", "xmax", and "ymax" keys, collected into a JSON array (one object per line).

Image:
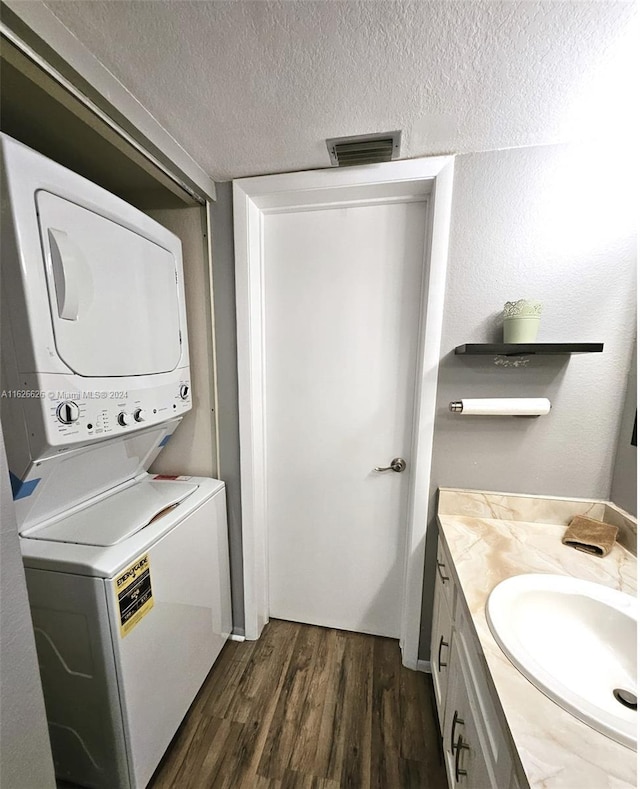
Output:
[{"xmin": 503, "ymin": 300, "xmax": 542, "ymax": 343}]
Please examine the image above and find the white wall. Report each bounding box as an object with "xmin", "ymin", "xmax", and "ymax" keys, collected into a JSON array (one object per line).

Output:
[
  {"xmin": 0, "ymin": 427, "xmax": 56, "ymax": 789},
  {"xmin": 147, "ymin": 206, "xmax": 218, "ymax": 478},
  {"xmin": 419, "ymin": 141, "xmax": 637, "ymax": 656}
]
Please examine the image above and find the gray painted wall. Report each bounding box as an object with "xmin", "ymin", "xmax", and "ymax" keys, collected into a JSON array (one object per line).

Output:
[
  {"xmin": 149, "ymin": 193, "xmax": 245, "ymax": 634},
  {"xmin": 610, "ymin": 340, "xmax": 637, "ymax": 515},
  {"xmin": 208, "ymin": 184, "xmax": 245, "ymax": 634},
  {"xmin": 147, "ymin": 206, "xmax": 218, "ymax": 479},
  {"xmin": 0, "ymin": 427, "xmax": 56, "ymax": 789},
  {"xmin": 418, "ymin": 142, "xmax": 637, "ymax": 656}
]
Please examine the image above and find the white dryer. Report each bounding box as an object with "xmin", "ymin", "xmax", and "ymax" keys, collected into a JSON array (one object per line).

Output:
[
  {"xmin": 1, "ymin": 133, "xmax": 192, "ymax": 530},
  {"xmin": 0, "ymin": 135, "xmax": 232, "ymax": 788}
]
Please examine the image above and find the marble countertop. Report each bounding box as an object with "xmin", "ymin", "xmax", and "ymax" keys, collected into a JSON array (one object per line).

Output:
[{"xmin": 437, "ymin": 488, "xmax": 637, "ymax": 789}]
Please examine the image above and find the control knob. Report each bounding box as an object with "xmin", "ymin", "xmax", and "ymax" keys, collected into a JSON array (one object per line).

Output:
[
  {"xmin": 117, "ymin": 412, "xmax": 133, "ymax": 427},
  {"xmin": 56, "ymin": 401, "xmax": 80, "ymax": 424},
  {"xmin": 134, "ymin": 409, "xmax": 148, "ymax": 422},
  {"xmin": 179, "ymin": 384, "xmax": 190, "ymax": 400}
]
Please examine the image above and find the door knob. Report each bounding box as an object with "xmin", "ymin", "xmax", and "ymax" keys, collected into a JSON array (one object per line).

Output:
[{"xmin": 374, "ymin": 457, "xmax": 406, "ymax": 473}]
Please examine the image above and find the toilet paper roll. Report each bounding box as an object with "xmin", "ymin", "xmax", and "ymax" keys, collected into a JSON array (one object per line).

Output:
[{"xmin": 451, "ymin": 398, "xmax": 551, "ymax": 416}]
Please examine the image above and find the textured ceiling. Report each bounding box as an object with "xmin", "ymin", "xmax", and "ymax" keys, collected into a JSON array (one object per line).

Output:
[{"xmin": 44, "ymin": 0, "xmax": 638, "ymax": 181}]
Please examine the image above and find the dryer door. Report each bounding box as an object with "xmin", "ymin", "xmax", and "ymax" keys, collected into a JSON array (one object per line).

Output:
[{"xmin": 36, "ymin": 191, "xmax": 183, "ymax": 377}]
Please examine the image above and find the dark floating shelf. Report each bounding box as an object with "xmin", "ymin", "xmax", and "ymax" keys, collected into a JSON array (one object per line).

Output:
[{"xmin": 454, "ymin": 343, "xmax": 604, "ymax": 357}]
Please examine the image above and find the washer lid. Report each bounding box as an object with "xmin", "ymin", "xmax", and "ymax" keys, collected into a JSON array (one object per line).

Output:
[{"xmin": 26, "ymin": 479, "xmax": 198, "ymax": 546}]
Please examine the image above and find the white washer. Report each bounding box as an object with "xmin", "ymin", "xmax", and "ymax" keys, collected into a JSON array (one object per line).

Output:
[
  {"xmin": 21, "ymin": 474, "xmax": 231, "ymax": 789},
  {"xmin": 1, "ymin": 135, "xmax": 232, "ymax": 788}
]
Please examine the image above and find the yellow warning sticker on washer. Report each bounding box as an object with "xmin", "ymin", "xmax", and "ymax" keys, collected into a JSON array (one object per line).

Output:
[{"xmin": 115, "ymin": 554, "xmax": 153, "ymax": 637}]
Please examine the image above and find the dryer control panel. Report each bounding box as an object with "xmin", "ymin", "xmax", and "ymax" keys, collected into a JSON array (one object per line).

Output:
[{"xmin": 15, "ymin": 372, "xmax": 192, "ymax": 459}]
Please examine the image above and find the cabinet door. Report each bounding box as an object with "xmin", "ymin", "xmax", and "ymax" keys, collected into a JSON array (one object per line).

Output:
[
  {"xmin": 457, "ymin": 610, "xmax": 514, "ymax": 789},
  {"xmin": 443, "ymin": 638, "xmax": 495, "ymax": 789},
  {"xmin": 436, "ymin": 535, "xmax": 455, "ymax": 613},
  {"xmin": 430, "ymin": 571, "xmax": 453, "ymax": 729}
]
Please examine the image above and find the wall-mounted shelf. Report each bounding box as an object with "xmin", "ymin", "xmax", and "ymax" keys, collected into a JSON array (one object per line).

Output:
[{"xmin": 454, "ymin": 343, "xmax": 604, "ymax": 357}]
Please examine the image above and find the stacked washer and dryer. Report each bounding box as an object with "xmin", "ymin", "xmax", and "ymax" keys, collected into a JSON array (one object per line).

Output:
[{"xmin": 1, "ymin": 134, "xmax": 232, "ymax": 788}]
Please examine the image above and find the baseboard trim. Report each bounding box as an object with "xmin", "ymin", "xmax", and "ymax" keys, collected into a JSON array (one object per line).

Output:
[
  {"xmin": 417, "ymin": 659, "xmax": 432, "ymax": 674},
  {"xmin": 229, "ymin": 633, "xmax": 246, "ymax": 642}
]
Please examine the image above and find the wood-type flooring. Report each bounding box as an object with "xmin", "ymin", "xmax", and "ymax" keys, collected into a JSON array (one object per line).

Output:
[{"xmin": 149, "ymin": 619, "xmax": 448, "ymax": 789}]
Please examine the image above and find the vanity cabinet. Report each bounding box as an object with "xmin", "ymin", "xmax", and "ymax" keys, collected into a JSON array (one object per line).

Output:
[
  {"xmin": 432, "ymin": 534, "xmax": 526, "ymax": 789},
  {"xmin": 442, "ymin": 635, "xmax": 494, "ymax": 788},
  {"xmin": 430, "ymin": 537, "xmax": 455, "ymax": 729}
]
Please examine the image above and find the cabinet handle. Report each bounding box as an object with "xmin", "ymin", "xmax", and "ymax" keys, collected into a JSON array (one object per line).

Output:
[
  {"xmin": 450, "ymin": 709, "xmax": 464, "ymax": 753},
  {"xmin": 437, "ymin": 560, "xmax": 450, "ymax": 583},
  {"xmin": 437, "ymin": 635, "xmax": 449, "ymax": 671},
  {"xmin": 455, "ymin": 733, "xmax": 470, "ymax": 782}
]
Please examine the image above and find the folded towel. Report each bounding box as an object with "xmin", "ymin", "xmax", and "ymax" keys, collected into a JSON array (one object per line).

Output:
[{"xmin": 562, "ymin": 515, "xmax": 618, "ymax": 557}]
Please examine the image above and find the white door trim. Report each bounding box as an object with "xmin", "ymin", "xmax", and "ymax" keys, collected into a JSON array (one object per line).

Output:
[{"xmin": 233, "ymin": 158, "xmax": 454, "ymax": 669}]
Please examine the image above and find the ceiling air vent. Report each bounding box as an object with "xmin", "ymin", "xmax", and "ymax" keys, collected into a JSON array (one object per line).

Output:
[{"xmin": 326, "ymin": 131, "xmax": 401, "ymax": 167}]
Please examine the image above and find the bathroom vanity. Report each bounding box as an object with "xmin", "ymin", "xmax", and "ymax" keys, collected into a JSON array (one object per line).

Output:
[{"xmin": 431, "ymin": 488, "xmax": 637, "ymax": 789}]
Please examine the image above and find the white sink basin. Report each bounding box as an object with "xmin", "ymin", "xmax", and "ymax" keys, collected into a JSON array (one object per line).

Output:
[{"xmin": 486, "ymin": 573, "xmax": 637, "ymax": 750}]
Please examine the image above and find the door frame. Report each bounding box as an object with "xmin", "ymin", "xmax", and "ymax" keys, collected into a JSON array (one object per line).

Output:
[{"xmin": 233, "ymin": 157, "xmax": 454, "ymax": 669}]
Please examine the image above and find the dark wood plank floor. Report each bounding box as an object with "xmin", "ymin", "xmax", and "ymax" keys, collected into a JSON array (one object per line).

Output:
[{"xmin": 149, "ymin": 620, "xmax": 447, "ymax": 789}]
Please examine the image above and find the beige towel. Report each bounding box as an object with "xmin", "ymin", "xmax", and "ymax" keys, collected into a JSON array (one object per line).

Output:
[{"xmin": 562, "ymin": 515, "xmax": 618, "ymax": 557}]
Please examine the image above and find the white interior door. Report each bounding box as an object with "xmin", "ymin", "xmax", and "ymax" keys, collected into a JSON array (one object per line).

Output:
[
  {"xmin": 235, "ymin": 157, "xmax": 454, "ymax": 667},
  {"xmin": 264, "ymin": 200, "xmax": 427, "ymax": 637}
]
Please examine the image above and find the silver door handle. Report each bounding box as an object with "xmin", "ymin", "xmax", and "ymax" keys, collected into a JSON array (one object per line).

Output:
[{"xmin": 374, "ymin": 457, "xmax": 406, "ymax": 473}]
